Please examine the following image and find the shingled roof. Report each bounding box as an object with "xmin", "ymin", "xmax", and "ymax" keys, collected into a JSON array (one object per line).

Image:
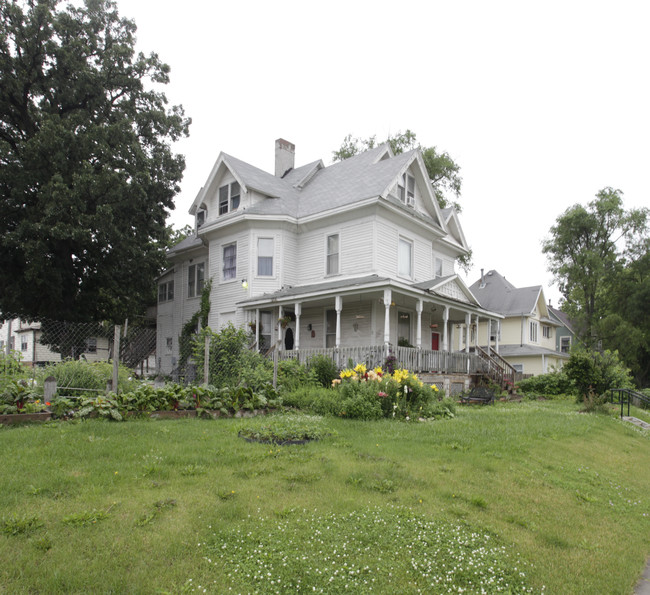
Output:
[
  {"xmin": 469, "ymin": 270, "xmax": 543, "ymax": 316},
  {"xmin": 191, "ymin": 144, "xmax": 445, "ymax": 230}
]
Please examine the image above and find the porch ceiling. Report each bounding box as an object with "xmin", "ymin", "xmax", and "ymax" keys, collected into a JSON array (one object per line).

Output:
[{"xmin": 237, "ymin": 274, "xmax": 501, "ymax": 320}]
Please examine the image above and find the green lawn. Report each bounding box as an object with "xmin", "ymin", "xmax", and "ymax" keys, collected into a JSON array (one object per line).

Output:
[{"xmin": 1, "ymin": 400, "xmax": 648, "ymax": 594}]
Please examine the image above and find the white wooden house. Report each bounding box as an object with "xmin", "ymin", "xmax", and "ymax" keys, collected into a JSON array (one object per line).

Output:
[
  {"xmin": 157, "ymin": 140, "xmax": 504, "ymax": 382},
  {"xmin": 468, "ymin": 270, "xmax": 570, "ymax": 376}
]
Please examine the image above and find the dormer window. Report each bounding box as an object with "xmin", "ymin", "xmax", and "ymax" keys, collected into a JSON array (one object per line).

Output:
[
  {"xmin": 398, "ymin": 173, "xmax": 415, "ymax": 206},
  {"xmin": 218, "ymin": 181, "xmax": 241, "ymax": 215},
  {"xmin": 196, "ymin": 209, "xmax": 206, "ymax": 228}
]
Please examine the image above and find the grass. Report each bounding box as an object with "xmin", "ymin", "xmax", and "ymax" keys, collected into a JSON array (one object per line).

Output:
[{"xmin": 0, "ymin": 400, "xmax": 648, "ymax": 593}]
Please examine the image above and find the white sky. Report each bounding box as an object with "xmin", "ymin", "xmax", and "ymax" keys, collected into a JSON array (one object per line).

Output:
[{"xmin": 116, "ymin": 0, "xmax": 650, "ymax": 307}]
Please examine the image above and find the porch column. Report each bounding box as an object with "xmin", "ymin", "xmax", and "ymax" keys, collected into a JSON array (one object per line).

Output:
[
  {"xmin": 255, "ymin": 308, "xmax": 260, "ymax": 352},
  {"xmin": 277, "ymin": 306, "xmax": 283, "ymax": 347},
  {"xmin": 415, "ymin": 299, "xmax": 423, "ymax": 349},
  {"xmin": 383, "ymin": 289, "xmax": 392, "ymax": 346},
  {"xmin": 464, "ymin": 313, "xmax": 471, "ymax": 353},
  {"xmin": 495, "ymin": 320, "xmax": 500, "ymax": 353},
  {"xmin": 335, "ymin": 295, "xmax": 342, "ymax": 349},
  {"xmin": 474, "ymin": 315, "xmax": 480, "ymax": 348},
  {"xmin": 442, "ymin": 306, "xmax": 449, "ymax": 351},
  {"xmin": 294, "ymin": 302, "xmax": 302, "ymax": 351}
]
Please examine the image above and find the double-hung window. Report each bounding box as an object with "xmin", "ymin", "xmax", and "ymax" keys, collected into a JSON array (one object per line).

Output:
[
  {"xmin": 223, "ymin": 243, "xmax": 237, "ymax": 280},
  {"xmin": 326, "ymin": 234, "xmax": 339, "ymax": 275},
  {"xmin": 542, "ymin": 325, "xmax": 551, "ymax": 339},
  {"xmin": 188, "ymin": 263, "xmax": 205, "ymax": 298},
  {"xmin": 398, "ymin": 238, "xmax": 413, "ymax": 278},
  {"xmin": 257, "ymin": 238, "xmax": 274, "ymax": 276},
  {"xmin": 529, "ymin": 321, "xmax": 538, "ymax": 343},
  {"xmin": 158, "ymin": 280, "xmax": 174, "ymax": 303},
  {"xmin": 560, "ymin": 336, "xmax": 571, "ymax": 353},
  {"xmin": 218, "ymin": 182, "xmax": 241, "ymax": 215},
  {"xmin": 398, "ymin": 173, "xmax": 415, "ymax": 206},
  {"xmin": 434, "ymin": 257, "xmax": 443, "ymax": 278}
]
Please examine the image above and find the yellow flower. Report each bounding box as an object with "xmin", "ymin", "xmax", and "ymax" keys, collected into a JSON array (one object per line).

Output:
[
  {"xmin": 354, "ymin": 363, "xmax": 367, "ymax": 375},
  {"xmin": 373, "ymin": 366, "xmax": 383, "ymax": 375}
]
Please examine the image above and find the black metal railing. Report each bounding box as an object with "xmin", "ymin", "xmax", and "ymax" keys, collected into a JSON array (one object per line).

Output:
[{"xmin": 610, "ymin": 388, "xmax": 650, "ymax": 418}]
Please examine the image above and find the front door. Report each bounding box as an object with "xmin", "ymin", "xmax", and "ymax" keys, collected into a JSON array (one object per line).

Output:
[{"xmin": 431, "ymin": 332, "xmax": 440, "ymax": 351}]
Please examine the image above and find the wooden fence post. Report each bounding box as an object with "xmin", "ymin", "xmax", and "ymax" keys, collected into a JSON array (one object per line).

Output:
[
  {"xmin": 112, "ymin": 325, "xmax": 121, "ymax": 394},
  {"xmin": 204, "ymin": 333, "xmax": 210, "ymax": 386},
  {"xmin": 44, "ymin": 376, "xmax": 57, "ymax": 402}
]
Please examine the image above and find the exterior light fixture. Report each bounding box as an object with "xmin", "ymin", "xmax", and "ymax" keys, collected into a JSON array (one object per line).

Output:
[{"xmin": 241, "ymin": 279, "xmax": 248, "ymax": 289}]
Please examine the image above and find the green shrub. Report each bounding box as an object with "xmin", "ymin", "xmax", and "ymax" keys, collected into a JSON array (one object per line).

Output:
[
  {"xmin": 564, "ymin": 348, "xmax": 633, "ymax": 403},
  {"xmin": 194, "ymin": 324, "xmax": 274, "ymax": 390},
  {"xmin": 41, "ymin": 360, "xmax": 137, "ymax": 396},
  {"xmin": 338, "ymin": 380, "xmax": 383, "ymax": 420},
  {"xmin": 307, "ymin": 354, "xmax": 339, "ymax": 388},
  {"xmin": 277, "ymin": 358, "xmax": 316, "ymax": 391},
  {"xmin": 282, "ymin": 386, "xmax": 341, "ymax": 416},
  {"xmin": 0, "ymin": 351, "xmax": 29, "ymax": 389},
  {"xmin": 517, "ymin": 370, "xmax": 575, "ymax": 397}
]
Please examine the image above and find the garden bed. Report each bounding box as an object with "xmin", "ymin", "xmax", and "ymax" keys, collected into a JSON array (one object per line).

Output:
[{"xmin": 0, "ymin": 412, "xmax": 52, "ymax": 425}]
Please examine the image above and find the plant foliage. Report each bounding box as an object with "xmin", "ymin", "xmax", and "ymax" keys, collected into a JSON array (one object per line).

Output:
[{"xmin": 0, "ymin": 0, "xmax": 190, "ymax": 322}]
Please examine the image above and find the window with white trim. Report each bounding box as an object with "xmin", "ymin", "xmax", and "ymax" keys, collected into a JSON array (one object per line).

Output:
[
  {"xmin": 529, "ymin": 321, "xmax": 538, "ymax": 343},
  {"xmin": 398, "ymin": 238, "xmax": 413, "ymax": 278},
  {"xmin": 435, "ymin": 257, "xmax": 443, "ymax": 278},
  {"xmin": 542, "ymin": 325, "xmax": 551, "ymax": 339},
  {"xmin": 223, "ymin": 243, "xmax": 237, "ymax": 281},
  {"xmin": 398, "ymin": 173, "xmax": 415, "ymax": 206},
  {"xmin": 21, "ymin": 337, "xmax": 28, "ymax": 351},
  {"xmin": 218, "ymin": 181, "xmax": 241, "ymax": 215},
  {"xmin": 188, "ymin": 262, "xmax": 205, "ymax": 298},
  {"xmin": 158, "ymin": 280, "xmax": 174, "ymax": 303},
  {"xmin": 257, "ymin": 238, "xmax": 273, "ymax": 276},
  {"xmin": 86, "ymin": 337, "xmax": 97, "ymax": 353},
  {"xmin": 560, "ymin": 336, "xmax": 571, "ymax": 353},
  {"xmin": 326, "ymin": 310, "xmax": 336, "ymax": 348},
  {"xmin": 326, "ymin": 234, "xmax": 339, "ymax": 275},
  {"xmin": 166, "ymin": 337, "xmax": 173, "ymax": 354}
]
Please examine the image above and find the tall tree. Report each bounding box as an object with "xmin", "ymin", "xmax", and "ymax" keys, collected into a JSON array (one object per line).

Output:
[
  {"xmin": 332, "ymin": 130, "xmax": 462, "ymax": 212},
  {"xmin": 0, "ymin": 0, "xmax": 190, "ymax": 323},
  {"xmin": 542, "ymin": 188, "xmax": 648, "ymax": 348}
]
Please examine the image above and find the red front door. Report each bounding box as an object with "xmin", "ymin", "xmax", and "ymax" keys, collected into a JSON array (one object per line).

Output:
[{"xmin": 431, "ymin": 332, "xmax": 440, "ymax": 351}]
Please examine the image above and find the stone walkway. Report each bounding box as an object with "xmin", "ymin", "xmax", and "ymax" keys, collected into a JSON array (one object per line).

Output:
[
  {"xmin": 635, "ymin": 559, "xmax": 650, "ymax": 595},
  {"xmin": 623, "ymin": 416, "xmax": 650, "ymax": 431},
  {"xmin": 623, "ymin": 417, "xmax": 649, "ymax": 594}
]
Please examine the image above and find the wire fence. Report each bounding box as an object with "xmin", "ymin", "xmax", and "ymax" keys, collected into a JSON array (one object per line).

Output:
[{"xmin": 0, "ymin": 315, "xmax": 156, "ymax": 391}]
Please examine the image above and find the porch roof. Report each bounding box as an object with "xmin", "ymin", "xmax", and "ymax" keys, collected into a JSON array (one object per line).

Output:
[
  {"xmin": 237, "ymin": 274, "xmax": 502, "ymax": 318},
  {"xmin": 496, "ymin": 344, "xmax": 569, "ymax": 358}
]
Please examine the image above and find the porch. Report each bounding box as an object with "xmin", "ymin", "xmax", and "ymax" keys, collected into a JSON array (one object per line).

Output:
[{"xmin": 279, "ymin": 344, "xmax": 483, "ymax": 375}]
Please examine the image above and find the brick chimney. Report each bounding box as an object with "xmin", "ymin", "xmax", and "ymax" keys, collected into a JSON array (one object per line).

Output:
[{"xmin": 275, "ymin": 138, "xmax": 295, "ymax": 177}]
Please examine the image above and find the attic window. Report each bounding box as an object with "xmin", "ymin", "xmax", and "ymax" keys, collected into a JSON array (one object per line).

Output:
[
  {"xmin": 398, "ymin": 174, "xmax": 415, "ymax": 206},
  {"xmin": 218, "ymin": 182, "xmax": 241, "ymax": 215},
  {"xmin": 196, "ymin": 209, "xmax": 206, "ymax": 227}
]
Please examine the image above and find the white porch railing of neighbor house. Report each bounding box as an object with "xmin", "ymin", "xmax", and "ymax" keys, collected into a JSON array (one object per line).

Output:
[{"xmin": 278, "ymin": 345, "xmax": 484, "ymax": 375}]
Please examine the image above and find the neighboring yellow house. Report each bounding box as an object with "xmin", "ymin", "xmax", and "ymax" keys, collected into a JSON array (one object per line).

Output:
[{"xmin": 468, "ymin": 270, "xmax": 569, "ymax": 376}]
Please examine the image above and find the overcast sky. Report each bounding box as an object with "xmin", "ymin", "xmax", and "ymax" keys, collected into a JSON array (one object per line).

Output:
[{"xmin": 116, "ymin": 0, "xmax": 649, "ymax": 307}]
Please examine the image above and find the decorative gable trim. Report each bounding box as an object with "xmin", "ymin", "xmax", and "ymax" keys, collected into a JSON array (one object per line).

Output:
[
  {"xmin": 414, "ymin": 275, "xmax": 482, "ymax": 307},
  {"xmin": 381, "ymin": 150, "xmax": 447, "ymax": 233},
  {"xmin": 189, "ymin": 153, "xmax": 247, "ymax": 216},
  {"xmin": 441, "ymin": 208, "xmax": 469, "ymax": 251}
]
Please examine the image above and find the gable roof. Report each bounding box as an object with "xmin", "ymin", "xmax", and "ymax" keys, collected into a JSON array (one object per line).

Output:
[
  {"xmin": 469, "ymin": 270, "xmax": 546, "ymax": 316},
  {"xmin": 190, "ymin": 144, "xmax": 447, "ymax": 232}
]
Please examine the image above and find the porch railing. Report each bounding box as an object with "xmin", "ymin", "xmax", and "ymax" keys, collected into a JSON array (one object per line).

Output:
[{"xmin": 278, "ymin": 345, "xmax": 483, "ymax": 375}]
